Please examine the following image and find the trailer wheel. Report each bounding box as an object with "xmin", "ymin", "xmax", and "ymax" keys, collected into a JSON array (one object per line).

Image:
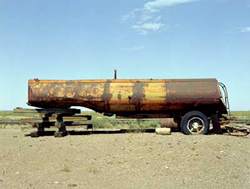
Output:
[{"xmin": 180, "ymin": 111, "xmax": 209, "ymax": 135}]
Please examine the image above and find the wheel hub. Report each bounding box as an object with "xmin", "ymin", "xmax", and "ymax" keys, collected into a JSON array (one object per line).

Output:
[
  {"xmin": 192, "ymin": 122, "xmax": 199, "ymax": 129},
  {"xmin": 187, "ymin": 117, "xmax": 205, "ymax": 134}
]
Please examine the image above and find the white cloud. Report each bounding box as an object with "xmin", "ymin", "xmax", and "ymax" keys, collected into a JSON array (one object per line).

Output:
[
  {"xmin": 144, "ymin": 0, "xmax": 196, "ymax": 12},
  {"xmin": 122, "ymin": 0, "xmax": 196, "ymax": 34},
  {"xmin": 121, "ymin": 8, "xmax": 141, "ymax": 22},
  {"xmin": 132, "ymin": 22, "xmax": 164, "ymax": 34},
  {"xmin": 241, "ymin": 27, "xmax": 250, "ymax": 33}
]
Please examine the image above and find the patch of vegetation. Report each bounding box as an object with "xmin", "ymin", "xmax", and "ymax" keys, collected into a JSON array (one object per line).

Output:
[
  {"xmin": 0, "ymin": 110, "xmax": 39, "ymax": 120},
  {"xmin": 230, "ymin": 111, "xmax": 250, "ymax": 120},
  {"xmin": 83, "ymin": 111, "xmax": 160, "ymax": 129},
  {"xmin": 0, "ymin": 110, "xmax": 249, "ymax": 129}
]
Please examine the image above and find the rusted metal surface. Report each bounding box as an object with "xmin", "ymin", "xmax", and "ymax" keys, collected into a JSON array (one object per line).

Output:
[{"xmin": 28, "ymin": 79, "xmax": 227, "ymax": 117}]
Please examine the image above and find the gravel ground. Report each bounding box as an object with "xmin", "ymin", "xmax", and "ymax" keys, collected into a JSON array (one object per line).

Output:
[{"xmin": 0, "ymin": 128, "xmax": 250, "ymax": 189}]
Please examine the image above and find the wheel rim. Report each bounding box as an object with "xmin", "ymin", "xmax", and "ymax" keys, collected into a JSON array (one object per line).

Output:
[{"xmin": 187, "ymin": 117, "xmax": 205, "ymax": 134}]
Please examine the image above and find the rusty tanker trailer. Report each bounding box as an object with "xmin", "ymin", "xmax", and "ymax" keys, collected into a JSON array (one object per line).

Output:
[{"xmin": 28, "ymin": 78, "xmax": 229, "ymax": 135}]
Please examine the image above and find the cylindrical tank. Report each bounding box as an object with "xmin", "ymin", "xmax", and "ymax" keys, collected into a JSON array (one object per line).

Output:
[{"xmin": 28, "ymin": 79, "xmax": 226, "ymax": 117}]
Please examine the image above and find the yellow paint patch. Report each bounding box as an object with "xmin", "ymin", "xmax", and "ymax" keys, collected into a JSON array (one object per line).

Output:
[
  {"xmin": 109, "ymin": 83, "xmax": 133, "ymax": 102},
  {"xmin": 144, "ymin": 82, "xmax": 166, "ymax": 102}
]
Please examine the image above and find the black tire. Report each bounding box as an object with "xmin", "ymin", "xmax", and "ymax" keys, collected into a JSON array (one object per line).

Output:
[{"xmin": 180, "ymin": 111, "xmax": 209, "ymax": 135}]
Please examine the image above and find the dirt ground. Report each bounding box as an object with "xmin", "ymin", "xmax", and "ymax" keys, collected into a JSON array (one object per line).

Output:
[{"xmin": 0, "ymin": 128, "xmax": 250, "ymax": 189}]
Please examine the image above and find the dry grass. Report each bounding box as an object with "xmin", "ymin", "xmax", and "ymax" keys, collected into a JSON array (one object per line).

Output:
[{"xmin": 0, "ymin": 110, "xmax": 249, "ymax": 129}]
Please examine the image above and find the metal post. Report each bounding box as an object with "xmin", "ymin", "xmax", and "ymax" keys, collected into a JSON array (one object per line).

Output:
[{"xmin": 54, "ymin": 114, "xmax": 67, "ymax": 137}]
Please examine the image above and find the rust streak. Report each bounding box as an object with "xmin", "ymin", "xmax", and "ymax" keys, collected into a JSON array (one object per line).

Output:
[{"xmin": 101, "ymin": 80, "xmax": 112, "ymax": 112}]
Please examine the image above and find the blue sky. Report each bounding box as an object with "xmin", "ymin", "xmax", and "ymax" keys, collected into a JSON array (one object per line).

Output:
[{"xmin": 0, "ymin": 0, "xmax": 250, "ymax": 110}]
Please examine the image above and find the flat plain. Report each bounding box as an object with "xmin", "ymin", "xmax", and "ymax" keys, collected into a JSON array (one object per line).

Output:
[{"xmin": 0, "ymin": 111, "xmax": 250, "ymax": 189}]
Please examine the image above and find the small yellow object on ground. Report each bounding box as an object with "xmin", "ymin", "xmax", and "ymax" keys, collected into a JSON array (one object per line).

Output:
[{"xmin": 155, "ymin": 128, "xmax": 171, "ymax": 135}]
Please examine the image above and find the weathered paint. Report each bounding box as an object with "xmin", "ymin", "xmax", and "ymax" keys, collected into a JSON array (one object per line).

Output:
[
  {"xmin": 28, "ymin": 79, "xmax": 227, "ymax": 117},
  {"xmin": 101, "ymin": 80, "xmax": 112, "ymax": 111}
]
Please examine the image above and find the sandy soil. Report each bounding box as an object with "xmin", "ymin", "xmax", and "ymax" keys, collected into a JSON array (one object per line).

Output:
[{"xmin": 0, "ymin": 128, "xmax": 250, "ymax": 189}]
